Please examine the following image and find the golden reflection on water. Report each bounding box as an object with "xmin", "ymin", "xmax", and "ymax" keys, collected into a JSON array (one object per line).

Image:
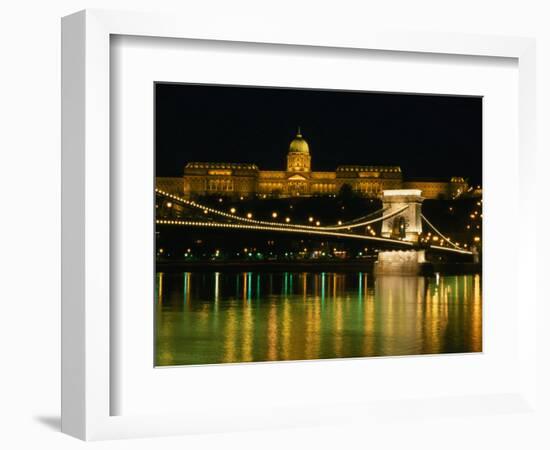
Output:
[
  {"xmin": 157, "ymin": 272, "xmax": 163, "ymax": 304},
  {"xmin": 223, "ymin": 306, "xmax": 237, "ymax": 363},
  {"xmin": 267, "ymin": 301, "xmax": 278, "ymax": 361},
  {"xmin": 155, "ymin": 271, "xmax": 482, "ymax": 366}
]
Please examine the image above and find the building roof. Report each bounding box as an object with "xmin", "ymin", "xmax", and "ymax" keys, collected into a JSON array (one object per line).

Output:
[
  {"xmin": 336, "ymin": 165, "xmax": 402, "ymax": 173},
  {"xmin": 185, "ymin": 162, "xmax": 258, "ymax": 170},
  {"xmin": 288, "ymin": 127, "xmax": 310, "ymax": 154},
  {"xmin": 403, "ymin": 176, "xmax": 466, "ymax": 183}
]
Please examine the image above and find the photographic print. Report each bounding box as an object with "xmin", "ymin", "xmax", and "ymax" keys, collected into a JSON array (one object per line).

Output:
[{"xmin": 154, "ymin": 84, "xmax": 482, "ymax": 366}]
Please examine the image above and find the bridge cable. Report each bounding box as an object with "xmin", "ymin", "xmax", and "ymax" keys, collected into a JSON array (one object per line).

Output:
[
  {"xmin": 331, "ymin": 207, "xmax": 390, "ymax": 227},
  {"xmin": 156, "ymin": 219, "xmax": 415, "ymax": 246},
  {"xmin": 421, "ymin": 213, "xmax": 463, "ymax": 251},
  {"xmin": 156, "ymin": 189, "xmax": 407, "ymax": 231}
]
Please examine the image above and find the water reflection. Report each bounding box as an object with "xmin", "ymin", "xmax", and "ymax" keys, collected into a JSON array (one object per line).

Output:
[{"xmin": 155, "ymin": 272, "xmax": 482, "ymax": 366}]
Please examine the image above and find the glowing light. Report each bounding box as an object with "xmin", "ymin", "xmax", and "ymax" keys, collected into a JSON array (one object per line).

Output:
[
  {"xmin": 308, "ymin": 217, "xmax": 314, "ymax": 222},
  {"xmin": 337, "ymin": 221, "xmax": 342, "ymax": 225},
  {"xmin": 155, "ymin": 188, "xmax": 404, "ymax": 232},
  {"xmin": 154, "ymin": 190, "xmax": 472, "ymax": 256},
  {"xmin": 474, "ymin": 236, "xmax": 481, "ymax": 242},
  {"xmin": 247, "ymin": 213, "xmax": 253, "ymax": 219},
  {"xmin": 316, "ymin": 221, "xmax": 320, "ymax": 226},
  {"xmin": 272, "ymin": 212, "xmax": 278, "ymax": 218},
  {"xmin": 166, "ymin": 202, "xmax": 172, "ymax": 208},
  {"xmin": 230, "ymin": 207, "xmax": 236, "ymax": 214},
  {"xmin": 155, "ymin": 219, "xmax": 418, "ymax": 246}
]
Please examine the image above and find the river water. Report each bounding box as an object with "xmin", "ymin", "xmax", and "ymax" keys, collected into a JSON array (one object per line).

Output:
[{"xmin": 155, "ymin": 272, "xmax": 482, "ymax": 366}]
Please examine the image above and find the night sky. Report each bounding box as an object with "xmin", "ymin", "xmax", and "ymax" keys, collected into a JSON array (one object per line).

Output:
[{"xmin": 155, "ymin": 83, "xmax": 482, "ymax": 184}]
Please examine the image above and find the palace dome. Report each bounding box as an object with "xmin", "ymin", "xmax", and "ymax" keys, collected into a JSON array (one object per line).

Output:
[{"xmin": 288, "ymin": 128, "xmax": 310, "ymax": 154}]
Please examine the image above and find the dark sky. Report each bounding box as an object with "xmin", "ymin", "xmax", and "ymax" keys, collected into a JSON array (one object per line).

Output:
[{"xmin": 155, "ymin": 83, "xmax": 482, "ymax": 184}]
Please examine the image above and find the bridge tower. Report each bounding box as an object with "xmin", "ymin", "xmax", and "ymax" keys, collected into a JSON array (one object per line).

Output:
[
  {"xmin": 375, "ymin": 189, "xmax": 430, "ymax": 275},
  {"xmin": 380, "ymin": 189, "xmax": 424, "ymax": 243}
]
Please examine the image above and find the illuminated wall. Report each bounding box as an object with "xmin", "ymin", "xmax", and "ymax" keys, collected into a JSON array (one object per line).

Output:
[
  {"xmin": 159, "ymin": 166, "xmax": 468, "ymax": 200},
  {"xmin": 403, "ymin": 178, "xmax": 468, "ymax": 200}
]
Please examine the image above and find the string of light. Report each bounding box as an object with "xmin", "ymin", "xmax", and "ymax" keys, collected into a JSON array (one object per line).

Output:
[
  {"xmin": 156, "ymin": 219, "xmax": 416, "ymax": 246},
  {"xmin": 429, "ymin": 244, "xmax": 473, "ymax": 255},
  {"xmin": 155, "ymin": 188, "xmax": 407, "ymax": 231},
  {"xmin": 155, "ymin": 189, "xmax": 473, "ymax": 256},
  {"xmin": 421, "ymin": 213, "xmax": 464, "ymax": 251}
]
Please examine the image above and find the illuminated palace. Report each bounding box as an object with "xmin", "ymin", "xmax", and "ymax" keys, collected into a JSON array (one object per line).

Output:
[{"xmin": 156, "ymin": 129, "xmax": 469, "ymax": 200}]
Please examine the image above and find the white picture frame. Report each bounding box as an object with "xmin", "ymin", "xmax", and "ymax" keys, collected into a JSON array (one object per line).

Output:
[{"xmin": 61, "ymin": 9, "xmax": 538, "ymax": 441}]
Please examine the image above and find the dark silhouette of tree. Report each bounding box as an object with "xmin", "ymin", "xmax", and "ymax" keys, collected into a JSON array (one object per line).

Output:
[{"xmin": 338, "ymin": 183, "xmax": 354, "ymax": 201}]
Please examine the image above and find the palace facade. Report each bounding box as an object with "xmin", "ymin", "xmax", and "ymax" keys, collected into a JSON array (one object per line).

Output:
[{"xmin": 156, "ymin": 129, "xmax": 469, "ymax": 200}]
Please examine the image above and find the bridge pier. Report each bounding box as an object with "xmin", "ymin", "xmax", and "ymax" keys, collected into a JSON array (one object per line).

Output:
[{"xmin": 374, "ymin": 249, "xmax": 433, "ymax": 276}]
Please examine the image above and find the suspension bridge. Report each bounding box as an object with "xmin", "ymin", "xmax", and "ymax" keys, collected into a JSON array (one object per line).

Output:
[{"xmin": 155, "ymin": 188, "xmax": 473, "ymax": 257}]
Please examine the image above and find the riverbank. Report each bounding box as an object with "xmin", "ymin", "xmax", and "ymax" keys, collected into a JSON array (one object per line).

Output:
[{"xmin": 157, "ymin": 259, "xmax": 481, "ymax": 274}]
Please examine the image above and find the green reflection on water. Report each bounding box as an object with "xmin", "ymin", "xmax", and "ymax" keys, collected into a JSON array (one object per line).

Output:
[{"xmin": 155, "ymin": 272, "xmax": 482, "ymax": 366}]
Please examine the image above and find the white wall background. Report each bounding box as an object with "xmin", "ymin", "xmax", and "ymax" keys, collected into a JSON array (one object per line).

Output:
[{"xmin": 0, "ymin": 1, "xmax": 548, "ymax": 449}]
